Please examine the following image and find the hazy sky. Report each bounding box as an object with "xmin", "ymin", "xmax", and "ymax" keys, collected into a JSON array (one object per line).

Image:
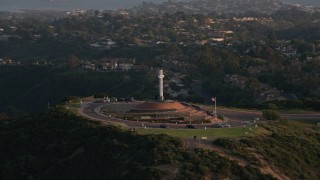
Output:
[
  {"xmin": 281, "ymin": 0, "xmax": 319, "ymax": 5},
  {"xmin": 0, "ymin": 0, "xmax": 174, "ymax": 11},
  {"xmin": 0, "ymin": 0, "xmax": 319, "ymax": 12}
]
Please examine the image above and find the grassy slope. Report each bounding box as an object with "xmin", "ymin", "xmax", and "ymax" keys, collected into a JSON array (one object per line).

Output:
[
  {"xmin": 0, "ymin": 107, "xmax": 272, "ymax": 179},
  {"xmin": 72, "ymin": 99, "xmax": 319, "ymax": 178},
  {"xmin": 137, "ymin": 126, "xmax": 261, "ymax": 139},
  {"xmin": 213, "ymin": 120, "xmax": 320, "ymax": 179}
]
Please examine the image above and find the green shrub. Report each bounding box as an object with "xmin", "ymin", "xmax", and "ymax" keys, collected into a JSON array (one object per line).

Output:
[
  {"xmin": 263, "ymin": 110, "xmax": 280, "ymax": 120},
  {"xmin": 93, "ymin": 93, "xmax": 107, "ymax": 98}
]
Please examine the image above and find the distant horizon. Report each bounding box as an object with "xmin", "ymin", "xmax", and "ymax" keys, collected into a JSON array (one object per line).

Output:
[
  {"xmin": 0, "ymin": 0, "xmax": 176, "ymax": 12},
  {"xmin": 0, "ymin": 0, "xmax": 319, "ymax": 12},
  {"xmin": 280, "ymin": 0, "xmax": 320, "ymax": 7}
]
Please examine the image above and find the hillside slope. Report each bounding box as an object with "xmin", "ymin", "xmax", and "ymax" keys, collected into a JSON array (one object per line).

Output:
[
  {"xmin": 0, "ymin": 107, "xmax": 272, "ymax": 179},
  {"xmin": 212, "ymin": 121, "xmax": 320, "ymax": 179},
  {"xmin": 0, "ymin": 66, "xmax": 156, "ymax": 115},
  {"xmin": 0, "ymin": 106, "xmax": 319, "ymax": 179}
]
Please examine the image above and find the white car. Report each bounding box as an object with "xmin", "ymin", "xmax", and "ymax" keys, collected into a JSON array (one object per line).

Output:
[{"xmin": 221, "ymin": 123, "xmax": 231, "ymax": 128}]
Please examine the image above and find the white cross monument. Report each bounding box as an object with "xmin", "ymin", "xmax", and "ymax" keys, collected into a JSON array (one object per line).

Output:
[{"xmin": 158, "ymin": 69, "xmax": 164, "ymax": 101}]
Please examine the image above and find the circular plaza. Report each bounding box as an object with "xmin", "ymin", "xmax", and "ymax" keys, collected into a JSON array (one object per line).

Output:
[
  {"xmin": 89, "ymin": 69, "xmax": 221, "ymax": 126},
  {"xmin": 99, "ymin": 100, "xmax": 219, "ymax": 124}
]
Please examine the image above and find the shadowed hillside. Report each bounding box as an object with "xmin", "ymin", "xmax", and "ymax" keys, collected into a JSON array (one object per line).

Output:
[
  {"xmin": 0, "ymin": 66, "xmax": 156, "ymax": 116},
  {"xmin": 0, "ymin": 106, "xmax": 277, "ymax": 179}
]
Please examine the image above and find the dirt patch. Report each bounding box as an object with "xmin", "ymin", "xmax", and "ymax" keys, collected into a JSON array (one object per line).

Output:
[
  {"xmin": 252, "ymin": 152, "xmax": 290, "ymax": 180},
  {"xmin": 183, "ymin": 139, "xmax": 249, "ymax": 167},
  {"xmin": 153, "ymin": 164, "xmax": 180, "ymax": 179},
  {"xmin": 183, "ymin": 140, "xmax": 290, "ymax": 180}
]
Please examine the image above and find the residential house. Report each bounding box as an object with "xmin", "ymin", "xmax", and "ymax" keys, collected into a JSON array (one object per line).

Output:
[
  {"xmin": 100, "ymin": 58, "xmax": 135, "ymax": 71},
  {"xmin": 169, "ymin": 77, "xmax": 184, "ymax": 87},
  {"xmin": 119, "ymin": 63, "xmax": 134, "ymax": 71},
  {"xmin": 258, "ymin": 89, "xmax": 282, "ymax": 101},
  {"xmin": 101, "ymin": 58, "xmax": 118, "ymax": 71},
  {"xmin": 282, "ymin": 46, "xmax": 297, "ymax": 58},
  {"xmin": 80, "ymin": 61, "xmax": 96, "ymax": 71},
  {"xmin": 118, "ymin": 58, "xmax": 135, "ymax": 71}
]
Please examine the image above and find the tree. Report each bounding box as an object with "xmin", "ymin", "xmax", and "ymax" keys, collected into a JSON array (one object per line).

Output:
[
  {"xmin": 224, "ymin": 54, "xmax": 240, "ymax": 74},
  {"xmin": 103, "ymin": 13, "xmax": 112, "ymax": 21},
  {"xmin": 267, "ymin": 31, "xmax": 277, "ymax": 44},
  {"xmin": 263, "ymin": 102, "xmax": 280, "ymax": 120},
  {"xmin": 94, "ymin": 10, "xmax": 99, "ymax": 17},
  {"xmin": 263, "ymin": 110, "xmax": 280, "ymax": 120},
  {"xmin": 266, "ymin": 103, "xmax": 278, "ymax": 110},
  {"xmin": 245, "ymin": 78, "xmax": 261, "ymax": 92},
  {"xmin": 62, "ymin": 96, "xmax": 80, "ymax": 103},
  {"xmin": 94, "ymin": 93, "xmax": 107, "ymax": 98},
  {"xmin": 67, "ymin": 54, "xmax": 80, "ymax": 69},
  {"xmin": 0, "ymin": 113, "xmax": 9, "ymax": 120},
  {"xmin": 168, "ymin": 44, "xmax": 182, "ymax": 57},
  {"xmin": 195, "ymin": 46, "xmax": 219, "ymax": 76}
]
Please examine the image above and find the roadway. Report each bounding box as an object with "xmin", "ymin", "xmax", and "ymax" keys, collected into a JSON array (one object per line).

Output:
[{"xmin": 78, "ymin": 101, "xmax": 320, "ymax": 129}]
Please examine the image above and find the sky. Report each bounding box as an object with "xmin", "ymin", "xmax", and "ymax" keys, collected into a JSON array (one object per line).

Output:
[
  {"xmin": 0, "ymin": 0, "xmax": 319, "ymax": 12},
  {"xmin": 0, "ymin": 0, "xmax": 172, "ymax": 11},
  {"xmin": 281, "ymin": 0, "xmax": 320, "ymax": 6}
]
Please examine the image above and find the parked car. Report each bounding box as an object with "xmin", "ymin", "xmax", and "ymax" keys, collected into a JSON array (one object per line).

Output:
[
  {"xmin": 110, "ymin": 97, "xmax": 118, "ymax": 102},
  {"xmin": 125, "ymin": 97, "xmax": 134, "ymax": 102},
  {"xmin": 212, "ymin": 123, "xmax": 231, "ymax": 128},
  {"xmin": 221, "ymin": 123, "xmax": 231, "ymax": 128},
  {"xmin": 186, "ymin": 124, "xmax": 197, "ymax": 129},
  {"xmin": 118, "ymin": 98, "xmax": 125, "ymax": 102},
  {"xmin": 211, "ymin": 123, "xmax": 223, "ymax": 128},
  {"xmin": 160, "ymin": 124, "xmax": 169, "ymax": 128},
  {"xmin": 241, "ymin": 121, "xmax": 252, "ymax": 125},
  {"xmin": 93, "ymin": 100, "xmax": 104, "ymax": 103},
  {"xmin": 103, "ymin": 98, "xmax": 110, "ymax": 102}
]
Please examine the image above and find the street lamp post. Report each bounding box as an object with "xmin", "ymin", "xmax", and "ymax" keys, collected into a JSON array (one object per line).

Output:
[{"xmin": 212, "ymin": 97, "xmax": 217, "ymax": 120}]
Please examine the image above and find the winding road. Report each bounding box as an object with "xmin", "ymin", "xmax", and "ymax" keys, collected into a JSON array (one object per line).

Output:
[
  {"xmin": 79, "ymin": 102, "xmax": 217, "ymax": 129},
  {"xmin": 78, "ymin": 101, "xmax": 320, "ymax": 129}
]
